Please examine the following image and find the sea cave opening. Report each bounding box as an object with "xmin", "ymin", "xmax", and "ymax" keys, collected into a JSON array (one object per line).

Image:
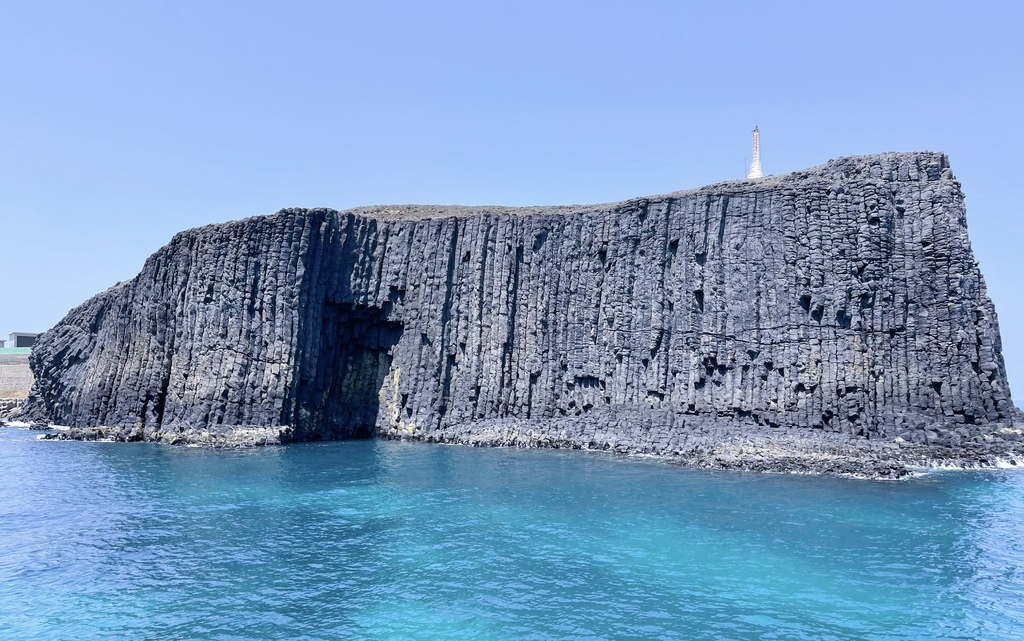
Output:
[{"xmin": 296, "ymin": 302, "xmax": 403, "ymax": 440}]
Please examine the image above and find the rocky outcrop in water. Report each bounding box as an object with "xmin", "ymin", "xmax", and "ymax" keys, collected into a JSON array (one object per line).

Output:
[{"xmin": 27, "ymin": 152, "xmax": 1022, "ymax": 476}]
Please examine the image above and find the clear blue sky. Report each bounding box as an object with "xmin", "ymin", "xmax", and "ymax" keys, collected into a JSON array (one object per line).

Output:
[{"xmin": 2, "ymin": 1, "xmax": 1022, "ymax": 400}]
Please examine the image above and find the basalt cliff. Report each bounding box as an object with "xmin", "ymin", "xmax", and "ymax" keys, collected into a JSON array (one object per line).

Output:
[{"xmin": 24, "ymin": 152, "xmax": 1023, "ymax": 477}]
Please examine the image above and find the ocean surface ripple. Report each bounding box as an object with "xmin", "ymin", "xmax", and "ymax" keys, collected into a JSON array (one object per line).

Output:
[{"xmin": 1, "ymin": 428, "xmax": 1022, "ymax": 640}]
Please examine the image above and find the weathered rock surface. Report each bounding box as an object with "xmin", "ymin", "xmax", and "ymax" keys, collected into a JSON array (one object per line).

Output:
[{"xmin": 25, "ymin": 152, "xmax": 1023, "ymax": 476}]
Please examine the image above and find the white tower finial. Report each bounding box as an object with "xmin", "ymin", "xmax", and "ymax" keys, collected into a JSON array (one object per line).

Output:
[{"xmin": 747, "ymin": 126, "xmax": 764, "ymax": 179}]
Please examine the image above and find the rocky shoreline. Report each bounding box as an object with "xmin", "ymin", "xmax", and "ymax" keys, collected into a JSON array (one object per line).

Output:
[
  {"xmin": 30, "ymin": 423, "xmax": 294, "ymax": 447},
  {"xmin": 13, "ymin": 418, "xmax": 1021, "ymax": 480}
]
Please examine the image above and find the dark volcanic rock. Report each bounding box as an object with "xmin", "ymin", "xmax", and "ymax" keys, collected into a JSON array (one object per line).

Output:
[{"xmin": 25, "ymin": 152, "xmax": 1023, "ymax": 476}]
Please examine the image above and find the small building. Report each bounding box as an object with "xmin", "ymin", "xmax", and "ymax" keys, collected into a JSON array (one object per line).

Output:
[{"xmin": 5, "ymin": 333, "xmax": 38, "ymax": 349}]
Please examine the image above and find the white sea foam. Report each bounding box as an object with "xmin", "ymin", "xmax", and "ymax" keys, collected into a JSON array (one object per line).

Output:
[
  {"xmin": 910, "ymin": 457, "xmax": 1023, "ymax": 475},
  {"xmin": 993, "ymin": 456, "xmax": 1023, "ymax": 469}
]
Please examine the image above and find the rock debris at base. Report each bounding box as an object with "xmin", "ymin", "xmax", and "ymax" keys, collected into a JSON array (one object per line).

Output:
[{"xmin": 23, "ymin": 152, "xmax": 1024, "ymax": 477}]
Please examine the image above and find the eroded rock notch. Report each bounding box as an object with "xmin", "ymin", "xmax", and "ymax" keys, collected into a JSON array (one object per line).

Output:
[{"xmin": 293, "ymin": 303, "xmax": 402, "ymax": 440}]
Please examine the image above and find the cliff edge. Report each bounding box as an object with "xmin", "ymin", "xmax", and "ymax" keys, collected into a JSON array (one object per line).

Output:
[{"xmin": 25, "ymin": 152, "xmax": 1023, "ymax": 477}]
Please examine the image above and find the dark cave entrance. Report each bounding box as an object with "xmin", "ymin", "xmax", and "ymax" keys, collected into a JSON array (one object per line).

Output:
[{"xmin": 297, "ymin": 303, "xmax": 403, "ymax": 440}]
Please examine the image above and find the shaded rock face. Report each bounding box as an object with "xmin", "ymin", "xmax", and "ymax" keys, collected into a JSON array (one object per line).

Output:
[{"xmin": 27, "ymin": 152, "xmax": 1019, "ymax": 454}]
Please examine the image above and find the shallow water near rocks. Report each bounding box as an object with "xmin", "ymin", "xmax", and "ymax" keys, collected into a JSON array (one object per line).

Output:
[{"xmin": 1, "ymin": 427, "xmax": 1022, "ymax": 640}]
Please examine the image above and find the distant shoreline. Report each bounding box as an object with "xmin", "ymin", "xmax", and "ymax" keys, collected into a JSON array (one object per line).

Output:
[{"xmin": 0, "ymin": 350, "xmax": 32, "ymax": 420}]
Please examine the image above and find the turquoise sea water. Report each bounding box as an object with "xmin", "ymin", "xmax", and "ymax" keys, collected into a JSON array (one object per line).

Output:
[{"xmin": 1, "ymin": 427, "xmax": 1022, "ymax": 640}]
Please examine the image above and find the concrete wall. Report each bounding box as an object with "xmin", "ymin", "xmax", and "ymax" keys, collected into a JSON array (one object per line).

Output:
[{"xmin": 0, "ymin": 353, "xmax": 34, "ymax": 398}]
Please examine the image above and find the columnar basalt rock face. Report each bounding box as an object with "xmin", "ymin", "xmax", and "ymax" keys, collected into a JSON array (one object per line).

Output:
[{"xmin": 27, "ymin": 153, "xmax": 1022, "ymax": 472}]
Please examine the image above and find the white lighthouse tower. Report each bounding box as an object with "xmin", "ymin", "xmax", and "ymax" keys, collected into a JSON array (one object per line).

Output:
[{"xmin": 747, "ymin": 126, "xmax": 764, "ymax": 179}]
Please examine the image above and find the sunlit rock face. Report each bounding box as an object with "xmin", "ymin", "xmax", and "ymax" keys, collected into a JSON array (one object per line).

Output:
[{"xmin": 26, "ymin": 152, "xmax": 1020, "ymax": 465}]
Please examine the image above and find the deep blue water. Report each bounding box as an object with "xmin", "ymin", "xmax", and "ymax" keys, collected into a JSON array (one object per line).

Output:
[{"xmin": 1, "ymin": 428, "xmax": 1022, "ymax": 640}]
